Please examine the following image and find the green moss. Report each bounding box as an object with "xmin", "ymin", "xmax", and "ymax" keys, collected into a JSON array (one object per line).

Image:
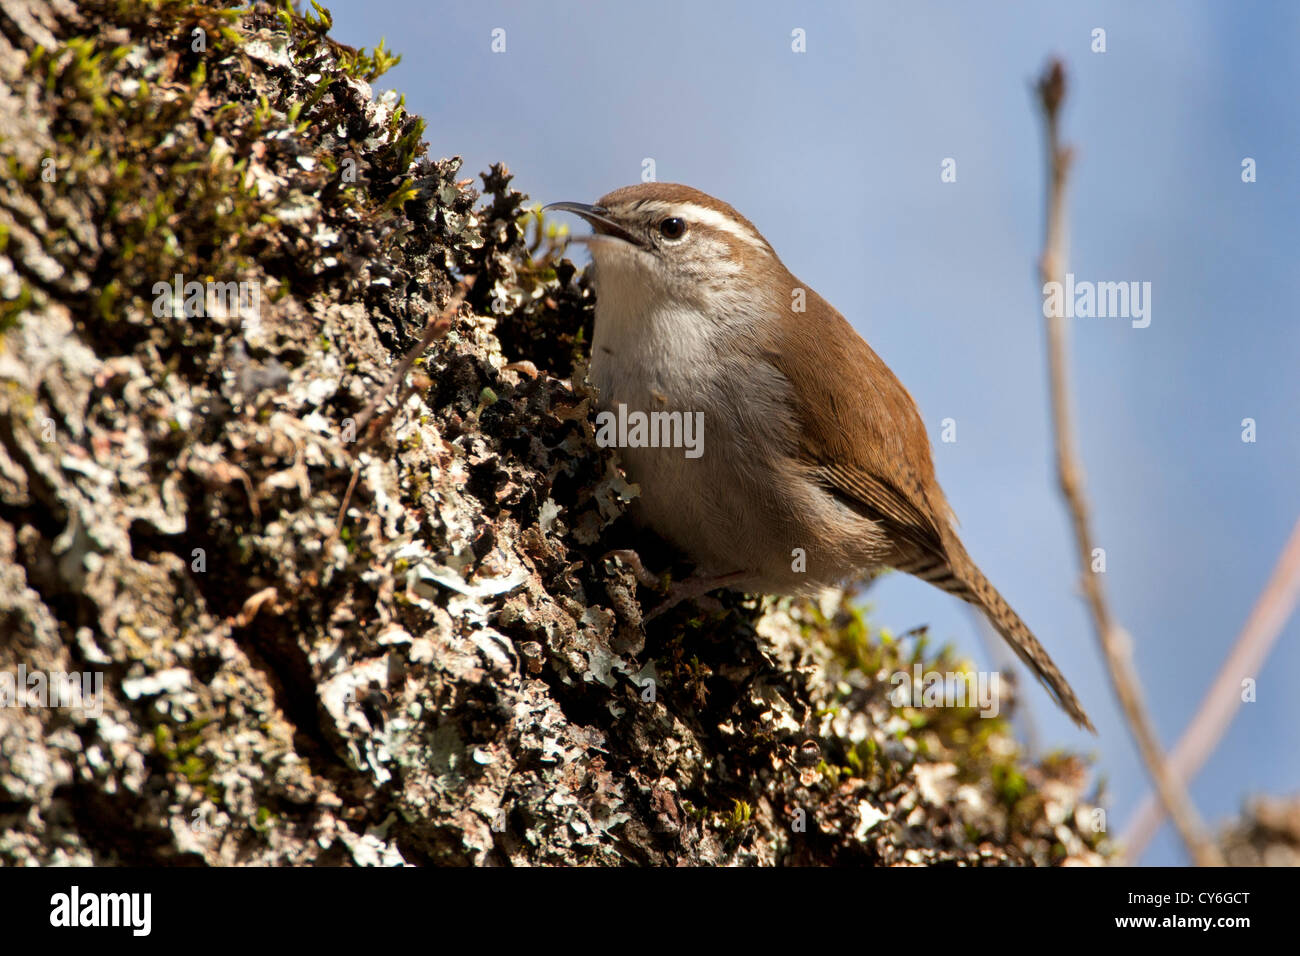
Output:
[
  {"xmin": 3, "ymin": 0, "xmax": 430, "ymax": 357},
  {"xmin": 252, "ymin": 806, "xmax": 278, "ymax": 831},
  {"xmin": 992, "ymin": 763, "xmax": 1029, "ymax": 807},
  {"xmin": 153, "ymin": 716, "xmax": 218, "ymax": 790},
  {"xmin": 722, "ymin": 799, "xmax": 753, "ymax": 831},
  {"xmin": 0, "ymin": 282, "xmax": 32, "ymax": 338},
  {"xmin": 337, "ymin": 37, "xmax": 401, "ymax": 82}
]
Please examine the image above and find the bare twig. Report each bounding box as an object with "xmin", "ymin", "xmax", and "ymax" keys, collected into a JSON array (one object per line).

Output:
[
  {"xmin": 315, "ymin": 276, "xmax": 474, "ymax": 579},
  {"xmin": 351, "ymin": 275, "xmax": 474, "ymax": 445},
  {"xmin": 1121, "ymin": 516, "xmax": 1300, "ymax": 860},
  {"xmin": 1034, "ymin": 59, "xmax": 1223, "ymax": 867},
  {"xmin": 314, "ymin": 459, "xmax": 364, "ymax": 580},
  {"xmin": 334, "ymin": 460, "xmax": 363, "ymax": 537}
]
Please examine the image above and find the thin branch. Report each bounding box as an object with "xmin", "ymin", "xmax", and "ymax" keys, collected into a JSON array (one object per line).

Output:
[
  {"xmin": 1034, "ymin": 59, "xmax": 1223, "ymax": 868},
  {"xmin": 351, "ymin": 275, "xmax": 474, "ymax": 445},
  {"xmin": 1121, "ymin": 516, "xmax": 1300, "ymax": 860},
  {"xmin": 314, "ymin": 276, "xmax": 474, "ymax": 581}
]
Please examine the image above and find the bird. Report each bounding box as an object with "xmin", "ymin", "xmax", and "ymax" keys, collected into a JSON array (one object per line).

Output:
[{"xmin": 546, "ymin": 183, "xmax": 1094, "ymax": 731}]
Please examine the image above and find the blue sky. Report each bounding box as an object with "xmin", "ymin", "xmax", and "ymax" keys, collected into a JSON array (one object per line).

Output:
[{"xmin": 325, "ymin": 1, "xmax": 1300, "ymax": 865}]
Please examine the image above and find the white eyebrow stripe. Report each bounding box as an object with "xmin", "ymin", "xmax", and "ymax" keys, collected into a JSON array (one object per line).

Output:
[{"xmin": 635, "ymin": 201, "xmax": 770, "ymax": 253}]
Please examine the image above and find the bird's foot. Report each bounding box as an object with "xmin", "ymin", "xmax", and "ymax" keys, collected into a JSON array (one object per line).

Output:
[
  {"xmin": 601, "ymin": 549, "xmax": 664, "ymax": 589},
  {"xmin": 644, "ymin": 569, "xmax": 748, "ymax": 621}
]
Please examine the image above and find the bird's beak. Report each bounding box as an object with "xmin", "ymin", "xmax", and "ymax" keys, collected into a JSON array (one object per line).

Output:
[{"xmin": 543, "ymin": 201, "xmax": 644, "ymax": 247}]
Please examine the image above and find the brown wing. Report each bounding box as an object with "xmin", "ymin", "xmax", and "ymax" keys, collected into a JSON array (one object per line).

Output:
[
  {"xmin": 762, "ymin": 278, "xmax": 1095, "ymax": 730},
  {"xmin": 764, "ymin": 279, "xmax": 956, "ymax": 569}
]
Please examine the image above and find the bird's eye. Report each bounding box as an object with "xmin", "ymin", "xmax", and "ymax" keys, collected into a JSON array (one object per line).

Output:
[{"xmin": 658, "ymin": 217, "xmax": 686, "ymax": 240}]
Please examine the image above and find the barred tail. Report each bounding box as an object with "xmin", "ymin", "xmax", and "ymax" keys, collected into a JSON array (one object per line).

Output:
[{"xmin": 899, "ymin": 546, "xmax": 1095, "ymax": 732}]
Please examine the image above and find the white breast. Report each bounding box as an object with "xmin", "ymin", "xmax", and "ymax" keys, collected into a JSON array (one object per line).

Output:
[{"xmin": 586, "ymin": 261, "xmax": 868, "ymax": 592}]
